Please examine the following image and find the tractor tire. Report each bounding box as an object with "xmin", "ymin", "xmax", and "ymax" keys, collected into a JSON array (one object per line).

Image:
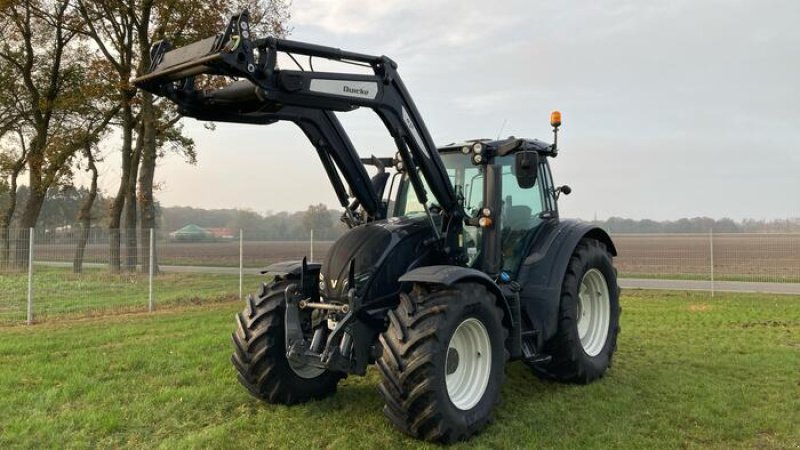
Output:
[
  {"xmin": 231, "ymin": 278, "xmax": 343, "ymax": 404},
  {"xmin": 530, "ymin": 238, "xmax": 621, "ymax": 383},
  {"xmin": 377, "ymin": 282, "xmax": 507, "ymax": 444}
]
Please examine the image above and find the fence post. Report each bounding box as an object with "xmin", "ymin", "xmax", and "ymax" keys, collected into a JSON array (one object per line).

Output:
[
  {"xmin": 709, "ymin": 228, "xmax": 715, "ymax": 297},
  {"xmin": 310, "ymin": 229, "xmax": 314, "ymax": 263},
  {"xmin": 27, "ymin": 227, "xmax": 34, "ymax": 325},
  {"xmin": 239, "ymin": 229, "xmax": 244, "ymax": 301},
  {"xmin": 149, "ymin": 228, "xmax": 154, "ymax": 312}
]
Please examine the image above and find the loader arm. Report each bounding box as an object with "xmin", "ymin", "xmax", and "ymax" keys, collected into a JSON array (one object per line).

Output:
[
  {"xmin": 172, "ymin": 87, "xmax": 381, "ymax": 222},
  {"xmin": 133, "ymin": 11, "xmax": 462, "ymax": 240}
]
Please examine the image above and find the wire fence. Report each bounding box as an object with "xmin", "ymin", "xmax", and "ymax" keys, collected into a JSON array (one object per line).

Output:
[
  {"xmin": 1, "ymin": 228, "xmax": 798, "ymax": 324},
  {"xmin": 0, "ymin": 228, "xmax": 270, "ymax": 325},
  {"xmin": 612, "ymin": 232, "xmax": 800, "ymax": 283}
]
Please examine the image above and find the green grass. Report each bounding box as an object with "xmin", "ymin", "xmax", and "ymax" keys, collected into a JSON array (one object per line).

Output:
[
  {"xmin": 0, "ymin": 267, "xmax": 263, "ymax": 323},
  {"xmin": 0, "ymin": 290, "xmax": 798, "ymax": 449}
]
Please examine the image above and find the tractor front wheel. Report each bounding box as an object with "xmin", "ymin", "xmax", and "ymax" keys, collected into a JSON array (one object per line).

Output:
[
  {"xmin": 231, "ymin": 278, "xmax": 343, "ymax": 404},
  {"xmin": 377, "ymin": 282, "xmax": 507, "ymax": 443}
]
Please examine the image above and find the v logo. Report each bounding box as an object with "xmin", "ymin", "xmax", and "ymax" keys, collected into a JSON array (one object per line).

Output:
[{"xmin": 330, "ymin": 279, "xmax": 338, "ymax": 289}]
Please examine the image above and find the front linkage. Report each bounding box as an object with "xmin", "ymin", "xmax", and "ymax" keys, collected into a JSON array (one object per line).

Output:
[{"xmin": 281, "ymin": 259, "xmax": 377, "ymax": 376}]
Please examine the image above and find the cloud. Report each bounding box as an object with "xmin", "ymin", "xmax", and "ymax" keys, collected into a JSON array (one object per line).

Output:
[
  {"xmin": 154, "ymin": 0, "xmax": 800, "ymax": 220},
  {"xmin": 293, "ymin": 0, "xmax": 412, "ymax": 34}
]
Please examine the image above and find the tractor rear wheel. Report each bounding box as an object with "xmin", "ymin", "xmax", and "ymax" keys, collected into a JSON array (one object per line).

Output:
[
  {"xmin": 231, "ymin": 278, "xmax": 343, "ymax": 404},
  {"xmin": 377, "ymin": 282, "xmax": 507, "ymax": 443},
  {"xmin": 530, "ymin": 238, "xmax": 620, "ymax": 383}
]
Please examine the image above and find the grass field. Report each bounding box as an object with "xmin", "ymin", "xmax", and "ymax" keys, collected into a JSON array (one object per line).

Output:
[
  {"xmin": 0, "ymin": 290, "xmax": 798, "ymax": 449},
  {"xmin": 0, "ymin": 267, "xmax": 263, "ymax": 323}
]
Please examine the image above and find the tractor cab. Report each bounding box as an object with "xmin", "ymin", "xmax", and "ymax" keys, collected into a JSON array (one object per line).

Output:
[{"xmin": 386, "ymin": 125, "xmax": 566, "ymax": 279}]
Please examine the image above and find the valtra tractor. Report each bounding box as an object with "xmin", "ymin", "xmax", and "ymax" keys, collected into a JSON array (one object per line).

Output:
[{"xmin": 134, "ymin": 11, "xmax": 620, "ymax": 443}]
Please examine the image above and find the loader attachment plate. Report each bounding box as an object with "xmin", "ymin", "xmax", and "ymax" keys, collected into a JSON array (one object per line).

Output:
[
  {"xmin": 133, "ymin": 12, "xmax": 256, "ymax": 91},
  {"xmin": 135, "ymin": 36, "xmax": 226, "ymax": 86}
]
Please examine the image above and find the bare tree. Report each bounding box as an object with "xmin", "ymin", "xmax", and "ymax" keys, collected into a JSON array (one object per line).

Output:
[
  {"xmin": 72, "ymin": 143, "xmax": 98, "ymax": 273},
  {"xmin": 135, "ymin": 0, "xmax": 291, "ymax": 274},
  {"xmin": 75, "ymin": 0, "xmax": 140, "ymax": 272},
  {"xmin": 122, "ymin": 0, "xmax": 290, "ymax": 274},
  {"xmin": 0, "ymin": 0, "xmax": 117, "ymax": 268},
  {"xmin": 73, "ymin": 0, "xmax": 290, "ymax": 275}
]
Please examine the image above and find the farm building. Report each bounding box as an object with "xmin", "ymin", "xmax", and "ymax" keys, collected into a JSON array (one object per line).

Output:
[
  {"xmin": 169, "ymin": 224, "xmax": 212, "ymax": 241},
  {"xmin": 205, "ymin": 228, "xmax": 236, "ymax": 239},
  {"xmin": 168, "ymin": 225, "xmax": 236, "ymax": 241}
]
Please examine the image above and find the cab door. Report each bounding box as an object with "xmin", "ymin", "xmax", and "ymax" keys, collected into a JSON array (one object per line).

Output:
[{"xmin": 497, "ymin": 155, "xmax": 554, "ymax": 275}]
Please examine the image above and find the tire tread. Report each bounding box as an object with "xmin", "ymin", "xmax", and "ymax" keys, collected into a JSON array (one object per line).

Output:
[
  {"xmin": 377, "ymin": 283, "xmax": 507, "ymax": 443},
  {"xmin": 530, "ymin": 238, "xmax": 621, "ymax": 383},
  {"xmin": 231, "ymin": 280, "xmax": 342, "ymax": 404}
]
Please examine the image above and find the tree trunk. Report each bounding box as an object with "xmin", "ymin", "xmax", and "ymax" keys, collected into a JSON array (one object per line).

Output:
[
  {"xmin": 108, "ymin": 98, "xmax": 134, "ymax": 273},
  {"xmin": 1, "ymin": 169, "xmax": 20, "ymax": 269},
  {"xmin": 15, "ymin": 181, "xmax": 46, "ymax": 269},
  {"xmin": 73, "ymin": 148, "xmax": 98, "ymax": 273},
  {"xmin": 0, "ymin": 227, "xmax": 9, "ymax": 270},
  {"xmin": 125, "ymin": 128, "xmax": 142, "ymax": 272},
  {"xmin": 138, "ymin": 92, "xmax": 158, "ymax": 275},
  {"xmin": 15, "ymin": 134, "xmax": 46, "ymax": 268}
]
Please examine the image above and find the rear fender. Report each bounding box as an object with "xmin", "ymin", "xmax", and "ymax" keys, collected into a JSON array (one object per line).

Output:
[{"xmin": 516, "ymin": 220, "xmax": 616, "ymax": 344}]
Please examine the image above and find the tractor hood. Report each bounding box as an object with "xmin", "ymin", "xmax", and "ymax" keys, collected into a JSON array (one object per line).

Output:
[{"xmin": 320, "ymin": 214, "xmax": 437, "ymax": 304}]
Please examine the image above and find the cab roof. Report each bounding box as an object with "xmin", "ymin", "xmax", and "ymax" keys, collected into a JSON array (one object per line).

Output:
[{"xmin": 438, "ymin": 137, "xmax": 557, "ymax": 157}]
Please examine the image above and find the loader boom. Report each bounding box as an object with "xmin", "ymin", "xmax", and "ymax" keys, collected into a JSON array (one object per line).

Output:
[{"xmin": 134, "ymin": 11, "xmax": 462, "ymax": 235}]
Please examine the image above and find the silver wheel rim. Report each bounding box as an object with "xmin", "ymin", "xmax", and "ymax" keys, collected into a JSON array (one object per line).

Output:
[
  {"xmin": 445, "ymin": 317, "xmax": 492, "ymax": 411},
  {"xmin": 577, "ymin": 268, "xmax": 611, "ymax": 357},
  {"xmin": 288, "ymin": 359, "xmax": 325, "ymax": 379}
]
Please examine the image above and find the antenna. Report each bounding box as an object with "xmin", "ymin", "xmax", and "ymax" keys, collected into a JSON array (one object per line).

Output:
[{"xmin": 495, "ymin": 119, "xmax": 508, "ymax": 140}]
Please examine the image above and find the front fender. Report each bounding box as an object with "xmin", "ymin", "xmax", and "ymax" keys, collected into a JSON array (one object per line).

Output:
[
  {"xmin": 261, "ymin": 260, "xmax": 322, "ymax": 297},
  {"xmin": 399, "ymin": 266, "xmax": 512, "ymax": 332},
  {"xmin": 261, "ymin": 260, "xmax": 322, "ymax": 277}
]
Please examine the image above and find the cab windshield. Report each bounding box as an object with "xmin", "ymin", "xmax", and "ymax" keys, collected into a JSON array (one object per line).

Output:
[
  {"xmin": 396, "ymin": 152, "xmax": 484, "ymax": 216},
  {"xmin": 388, "ymin": 150, "xmax": 550, "ymax": 273},
  {"xmin": 390, "ymin": 152, "xmax": 485, "ymax": 266}
]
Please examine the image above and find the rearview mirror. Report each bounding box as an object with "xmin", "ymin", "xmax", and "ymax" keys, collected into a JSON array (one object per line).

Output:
[{"xmin": 514, "ymin": 151, "xmax": 539, "ymax": 189}]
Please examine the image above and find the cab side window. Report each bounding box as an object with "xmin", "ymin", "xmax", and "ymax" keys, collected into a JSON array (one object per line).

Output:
[
  {"xmin": 499, "ymin": 158, "xmax": 546, "ymax": 272},
  {"xmin": 501, "ymin": 165, "xmax": 544, "ymax": 230}
]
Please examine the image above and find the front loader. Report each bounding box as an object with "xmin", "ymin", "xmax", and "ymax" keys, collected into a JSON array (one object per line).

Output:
[{"xmin": 134, "ymin": 11, "xmax": 620, "ymax": 444}]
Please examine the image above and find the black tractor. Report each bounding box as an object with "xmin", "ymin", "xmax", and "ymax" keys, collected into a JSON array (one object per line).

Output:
[{"xmin": 135, "ymin": 11, "xmax": 620, "ymax": 444}]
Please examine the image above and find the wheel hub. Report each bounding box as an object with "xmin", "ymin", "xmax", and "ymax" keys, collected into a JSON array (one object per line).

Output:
[{"xmin": 446, "ymin": 347, "xmax": 460, "ymax": 375}]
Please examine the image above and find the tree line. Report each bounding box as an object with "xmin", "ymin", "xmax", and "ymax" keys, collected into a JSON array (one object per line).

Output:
[
  {"xmin": 0, "ymin": 184, "xmax": 348, "ymax": 241},
  {"xmin": 0, "ymin": 0, "xmax": 290, "ymax": 272},
  {"xmin": 4, "ymin": 184, "xmax": 796, "ymax": 238},
  {"xmin": 592, "ymin": 216, "xmax": 800, "ymax": 234}
]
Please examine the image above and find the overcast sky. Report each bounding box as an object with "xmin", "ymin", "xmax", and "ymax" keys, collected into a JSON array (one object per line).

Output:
[{"xmin": 128, "ymin": 0, "xmax": 799, "ymax": 220}]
